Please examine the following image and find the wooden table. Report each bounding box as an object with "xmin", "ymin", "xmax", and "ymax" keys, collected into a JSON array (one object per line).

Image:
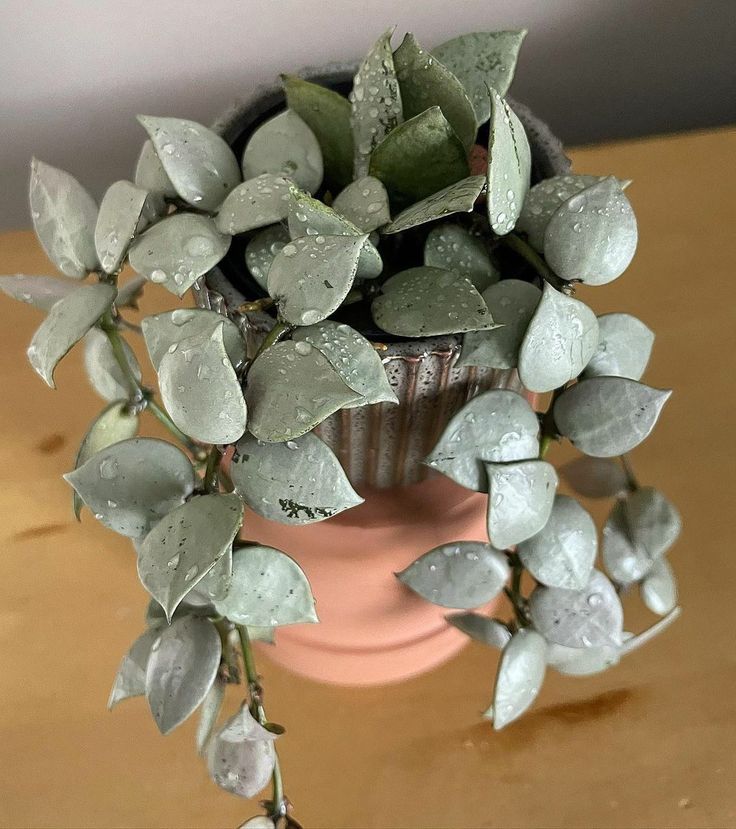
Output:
[{"xmin": 1, "ymin": 128, "xmax": 734, "ymax": 829}]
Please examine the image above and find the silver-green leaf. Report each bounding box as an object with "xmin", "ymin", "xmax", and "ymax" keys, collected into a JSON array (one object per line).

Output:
[
  {"xmin": 134, "ymin": 140, "xmax": 177, "ymax": 199},
  {"xmin": 83, "ymin": 328, "xmax": 142, "ymax": 402},
  {"xmin": 0, "ymin": 274, "xmax": 76, "ymax": 312},
  {"xmin": 640, "ymin": 558, "xmax": 678, "ymax": 616},
  {"xmin": 94, "ymin": 180, "xmax": 149, "ymax": 274},
  {"xmin": 245, "ymin": 224, "xmax": 290, "ymax": 290},
  {"xmin": 332, "ymin": 176, "xmax": 391, "ymax": 232},
  {"xmin": 196, "ymin": 676, "xmax": 226, "ymax": 755},
  {"xmin": 559, "ymin": 456, "xmax": 629, "ymax": 499},
  {"xmin": 107, "ymin": 628, "xmax": 160, "ymax": 710},
  {"xmin": 546, "ymin": 641, "xmax": 620, "ymax": 676},
  {"xmin": 424, "ymin": 223, "xmax": 498, "ymax": 292},
  {"xmin": 487, "ymin": 628, "xmax": 546, "ymax": 730},
  {"xmin": 583, "ymin": 312, "xmax": 655, "ymax": 381},
  {"xmin": 446, "ymin": 613, "xmax": 511, "ymax": 649},
  {"xmin": 381, "ymin": 175, "xmax": 484, "ymax": 234},
  {"xmin": 215, "ymin": 173, "xmax": 292, "ymax": 235}
]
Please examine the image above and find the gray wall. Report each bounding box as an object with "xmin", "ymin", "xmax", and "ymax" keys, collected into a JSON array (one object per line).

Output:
[{"xmin": 1, "ymin": 0, "xmax": 734, "ymax": 230}]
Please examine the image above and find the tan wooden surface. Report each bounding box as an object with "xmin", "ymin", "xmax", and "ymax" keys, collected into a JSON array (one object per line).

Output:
[{"xmin": 1, "ymin": 127, "xmax": 734, "ymax": 829}]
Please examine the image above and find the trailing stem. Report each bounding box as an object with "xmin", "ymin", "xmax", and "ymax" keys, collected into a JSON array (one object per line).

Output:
[{"xmin": 502, "ymin": 232, "xmax": 573, "ymax": 294}]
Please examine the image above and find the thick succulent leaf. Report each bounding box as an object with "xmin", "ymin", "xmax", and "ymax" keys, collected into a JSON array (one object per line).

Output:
[
  {"xmin": 396, "ymin": 541, "xmax": 509, "ymax": 609},
  {"xmin": 27, "ymin": 283, "xmax": 117, "ymax": 387},
  {"xmin": 145, "ymin": 615, "xmax": 221, "ymax": 735},
  {"xmin": 138, "ymin": 116, "xmax": 240, "ymax": 211},
  {"xmin": 158, "ymin": 323, "xmax": 247, "ymax": 444},
  {"xmin": 372, "ymin": 267, "xmax": 496, "ymax": 337},
  {"xmin": 350, "ymin": 28, "xmax": 403, "ymax": 178},
  {"xmin": 245, "ymin": 340, "xmax": 361, "ymax": 442},
  {"xmin": 231, "ymin": 432, "xmax": 363, "ymax": 525},
  {"xmin": 560, "ymin": 456, "xmax": 629, "ymax": 499},
  {"xmin": 0, "ymin": 274, "xmax": 76, "ymax": 311},
  {"xmin": 486, "ymin": 89, "xmax": 531, "ymax": 235},
  {"xmin": 432, "ymin": 30, "xmax": 527, "ymax": 125},
  {"xmin": 381, "ymin": 175, "xmax": 484, "ymax": 234},
  {"xmin": 107, "ymin": 628, "xmax": 160, "ymax": 710},
  {"xmin": 393, "ymin": 33, "xmax": 476, "ymax": 150},
  {"xmin": 267, "ymin": 234, "xmax": 365, "ymax": 326},
  {"xmin": 29, "ymin": 158, "xmax": 98, "ymax": 278},
  {"xmin": 553, "ymin": 377, "xmax": 671, "ymax": 457},
  {"xmin": 196, "ymin": 676, "xmax": 226, "ymax": 755},
  {"xmin": 138, "ymin": 493, "xmax": 243, "ymax": 620},
  {"xmin": 215, "ymin": 173, "xmax": 292, "ymax": 235},
  {"xmin": 544, "ymin": 177, "xmax": 638, "ymax": 285},
  {"xmin": 518, "ymin": 282, "xmax": 599, "ymax": 393},
  {"xmin": 446, "ymin": 612, "xmax": 511, "ymax": 649},
  {"xmin": 128, "ymin": 213, "xmax": 230, "ymax": 297},
  {"xmin": 65, "ymin": 437, "xmax": 195, "ymax": 537},
  {"xmin": 583, "ymin": 312, "xmax": 655, "ymax": 381},
  {"xmin": 458, "ymin": 279, "xmax": 540, "ymax": 368},
  {"xmin": 83, "ymin": 328, "xmax": 142, "ymax": 401},
  {"xmin": 640, "ymin": 559, "xmax": 678, "ymax": 615},
  {"xmin": 423, "ymin": 223, "xmax": 497, "ymax": 292},
  {"xmin": 215, "ymin": 544, "xmax": 317, "ymax": 626},
  {"xmin": 116, "ymin": 275, "xmax": 147, "ymax": 309},
  {"xmin": 529, "ymin": 569, "xmax": 624, "ymax": 648},
  {"xmin": 94, "ymin": 180, "xmax": 149, "ymax": 274},
  {"xmin": 369, "ymin": 107, "xmax": 469, "ymax": 204},
  {"xmin": 487, "ymin": 628, "xmax": 546, "ymax": 730},
  {"xmin": 486, "ymin": 460, "xmax": 558, "ymax": 549},
  {"xmin": 245, "ymin": 224, "xmax": 290, "ymax": 290},
  {"xmin": 602, "ymin": 487, "xmax": 681, "ymax": 584},
  {"xmin": 332, "ymin": 176, "xmax": 391, "ymax": 232},
  {"xmin": 282, "ymin": 74, "xmax": 354, "ymax": 190},
  {"xmin": 134, "ymin": 140, "xmax": 177, "ymax": 199},
  {"xmin": 426, "ymin": 389, "xmax": 539, "ymax": 490},
  {"xmin": 518, "ymin": 494, "xmax": 597, "ymax": 589},
  {"xmin": 546, "ymin": 641, "xmax": 620, "ymax": 676},
  {"xmin": 293, "ymin": 320, "xmax": 397, "ymax": 407}
]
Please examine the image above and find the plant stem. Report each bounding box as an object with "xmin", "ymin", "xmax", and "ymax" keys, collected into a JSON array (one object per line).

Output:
[
  {"xmin": 620, "ymin": 453, "xmax": 640, "ymax": 492},
  {"xmin": 504, "ymin": 556, "xmax": 528, "ymax": 628},
  {"xmin": 203, "ymin": 446, "xmax": 221, "ymax": 493},
  {"xmin": 146, "ymin": 398, "xmax": 208, "ymax": 460},
  {"xmin": 99, "ymin": 311, "xmax": 143, "ymax": 400},
  {"xmin": 502, "ymin": 233, "xmax": 572, "ymax": 293},
  {"xmin": 252, "ymin": 320, "xmax": 292, "ymax": 363}
]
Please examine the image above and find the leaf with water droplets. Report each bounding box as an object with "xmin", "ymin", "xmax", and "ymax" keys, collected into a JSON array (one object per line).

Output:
[
  {"xmin": 145, "ymin": 615, "xmax": 221, "ymax": 734},
  {"xmin": 518, "ymin": 282, "xmax": 599, "ymax": 393},
  {"xmin": 424, "ymin": 223, "xmax": 498, "ymax": 292},
  {"xmin": 128, "ymin": 213, "xmax": 230, "ymax": 297},
  {"xmin": 381, "ymin": 174, "xmax": 484, "ymax": 234},
  {"xmin": 64, "ymin": 437, "xmax": 195, "ymax": 537},
  {"xmin": 602, "ymin": 486, "xmax": 681, "ymax": 584},
  {"xmin": 372, "ymin": 266, "xmax": 496, "ymax": 337},
  {"xmin": 397, "ymin": 541, "xmax": 509, "ymax": 609},
  {"xmin": 138, "ymin": 116, "xmax": 240, "ymax": 211},
  {"xmin": 546, "ymin": 641, "xmax": 620, "ymax": 676},
  {"xmin": 83, "ymin": 328, "xmax": 141, "ymax": 402},
  {"xmin": 529, "ymin": 569, "xmax": 624, "ymax": 648},
  {"xmin": 553, "ymin": 377, "xmax": 672, "ymax": 457},
  {"xmin": 370, "ymin": 107, "xmax": 470, "ymax": 205},
  {"xmin": 518, "ymin": 494, "xmax": 597, "ymax": 589},
  {"xmin": 394, "ymin": 33, "xmax": 476, "ymax": 150},
  {"xmin": 196, "ymin": 676, "xmax": 226, "ymax": 755},
  {"xmin": 94, "ymin": 180, "xmax": 149, "ymax": 275},
  {"xmin": 458, "ymin": 279, "xmax": 540, "ymax": 368},
  {"xmin": 544, "ymin": 177, "xmax": 638, "ymax": 285},
  {"xmin": 267, "ymin": 234, "xmax": 366, "ymax": 326},
  {"xmin": 486, "ymin": 628, "xmax": 546, "ymax": 729},
  {"xmin": 107, "ymin": 628, "xmax": 160, "ymax": 710},
  {"xmin": 486, "ymin": 460, "xmax": 558, "ymax": 549},
  {"xmin": 583, "ymin": 312, "xmax": 655, "ymax": 381},
  {"xmin": 560, "ymin": 456, "xmax": 629, "ymax": 498},
  {"xmin": 0, "ymin": 274, "xmax": 76, "ymax": 311},
  {"xmin": 215, "ymin": 544, "xmax": 317, "ymax": 626},
  {"xmin": 245, "ymin": 224, "xmax": 290, "ymax": 290},
  {"xmin": 446, "ymin": 612, "xmax": 511, "ymax": 649},
  {"xmin": 135, "ymin": 139, "xmax": 177, "ymax": 199},
  {"xmin": 215, "ymin": 173, "xmax": 292, "ymax": 235},
  {"xmin": 432, "ymin": 30, "xmax": 527, "ymax": 125},
  {"xmin": 27, "ymin": 283, "xmax": 117, "ymax": 387},
  {"xmin": 332, "ymin": 176, "xmax": 391, "ymax": 232},
  {"xmin": 640, "ymin": 558, "xmax": 678, "ymax": 615},
  {"xmin": 426, "ymin": 389, "xmax": 540, "ymax": 491},
  {"xmin": 158, "ymin": 323, "xmax": 247, "ymax": 444},
  {"xmin": 231, "ymin": 432, "xmax": 363, "ymax": 526},
  {"xmin": 245, "ymin": 341, "xmax": 361, "ymax": 442}
]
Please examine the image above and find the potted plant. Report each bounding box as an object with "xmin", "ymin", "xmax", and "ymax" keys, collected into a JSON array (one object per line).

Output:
[{"xmin": 1, "ymin": 27, "xmax": 681, "ymax": 828}]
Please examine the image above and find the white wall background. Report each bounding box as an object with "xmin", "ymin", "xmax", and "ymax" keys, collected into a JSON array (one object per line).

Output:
[{"xmin": 1, "ymin": 0, "xmax": 734, "ymax": 230}]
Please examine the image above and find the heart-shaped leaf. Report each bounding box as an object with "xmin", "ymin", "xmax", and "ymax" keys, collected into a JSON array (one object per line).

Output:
[
  {"xmin": 214, "ymin": 173, "xmax": 292, "ymax": 235},
  {"xmin": 138, "ymin": 493, "xmax": 243, "ymax": 620},
  {"xmin": 245, "ymin": 224, "xmax": 290, "ymax": 290},
  {"xmin": 397, "ymin": 541, "xmax": 509, "ymax": 609},
  {"xmin": 486, "ymin": 460, "xmax": 558, "ymax": 549},
  {"xmin": 0, "ymin": 274, "xmax": 76, "ymax": 311},
  {"xmin": 426, "ymin": 389, "xmax": 540, "ymax": 490},
  {"xmin": 138, "ymin": 116, "xmax": 241, "ymax": 211},
  {"xmin": 640, "ymin": 559, "xmax": 678, "ymax": 615},
  {"xmin": 196, "ymin": 676, "xmax": 226, "ymax": 755},
  {"xmin": 553, "ymin": 377, "xmax": 671, "ymax": 457},
  {"xmin": 27, "ymin": 283, "xmax": 117, "ymax": 387},
  {"xmin": 214, "ymin": 544, "xmax": 317, "ymax": 626},
  {"xmin": 381, "ymin": 174, "xmax": 484, "ymax": 234},
  {"xmin": 230, "ymin": 432, "xmax": 363, "ymax": 525},
  {"xmin": 560, "ymin": 456, "xmax": 628, "ymax": 499},
  {"xmin": 83, "ymin": 328, "xmax": 142, "ymax": 401},
  {"xmin": 145, "ymin": 615, "xmax": 221, "ymax": 734},
  {"xmin": 546, "ymin": 641, "xmax": 620, "ymax": 676},
  {"xmin": 107, "ymin": 628, "xmax": 160, "ymax": 710},
  {"xmin": 134, "ymin": 140, "xmax": 177, "ymax": 199},
  {"xmin": 128, "ymin": 213, "xmax": 231, "ymax": 297},
  {"xmin": 424, "ymin": 223, "xmax": 498, "ymax": 292},
  {"xmin": 446, "ymin": 612, "xmax": 511, "ymax": 649},
  {"xmin": 332, "ymin": 176, "xmax": 391, "ymax": 232},
  {"xmin": 518, "ymin": 283, "xmax": 599, "ymax": 393},
  {"xmin": 487, "ymin": 628, "xmax": 546, "ymax": 730},
  {"xmin": 582, "ymin": 312, "xmax": 655, "ymax": 381},
  {"xmin": 94, "ymin": 180, "xmax": 149, "ymax": 274},
  {"xmin": 518, "ymin": 494, "xmax": 597, "ymax": 589},
  {"xmin": 544, "ymin": 177, "xmax": 638, "ymax": 285},
  {"xmin": 245, "ymin": 340, "xmax": 361, "ymax": 442}
]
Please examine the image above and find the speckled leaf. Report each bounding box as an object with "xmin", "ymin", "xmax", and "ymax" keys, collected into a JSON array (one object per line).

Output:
[
  {"xmin": 369, "ymin": 107, "xmax": 469, "ymax": 204},
  {"xmin": 158, "ymin": 323, "xmax": 247, "ymax": 444},
  {"xmin": 583, "ymin": 313, "xmax": 655, "ymax": 381},
  {"xmin": 560, "ymin": 456, "xmax": 629, "ymax": 498},
  {"xmin": 27, "ymin": 283, "xmax": 117, "ymax": 387},
  {"xmin": 546, "ymin": 641, "xmax": 620, "ymax": 676},
  {"xmin": 0, "ymin": 274, "xmax": 76, "ymax": 311},
  {"xmin": 107, "ymin": 628, "xmax": 160, "ymax": 710},
  {"xmin": 424, "ymin": 223, "xmax": 497, "ymax": 292},
  {"xmin": 426, "ymin": 389, "xmax": 540, "ymax": 490},
  {"xmin": 640, "ymin": 559, "xmax": 678, "ymax": 615},
  {"xmin": 487, "ymin": 628, "xmax": 546, "ymax": 729},
  {"xmin": 245, "ymin": 224, "xmax": 290, "ymax": 290},
  {"xmin": 215, "ymin": 174, "xmax": 292, "ymax": 235},
  {"xmin": 486, "ymin": 460, "xmax": 558, "ymax": 549},
  {"xmin": 544, "ymin": 177, "xmax": 638, "ymax": 285},
  {"xmin": 397, "ymin": 541, "xmax": 509, "ymax": 609},
  {"xmin": 94, "ymin": 180, "xmax": 149, "ymax": 274},
  {"xmin": 446, "ymin": 613, "xmax": 511, "ymax": 649},
  {"xmin": 128, "ymin": 213, "xmax": 230, "ymax": 297},
  {"xmin": 332, "ymin": 176, "xmax": 391, "ymax": 231},
  {"xmin": 196, "ymin": 676, "xmax": 226, "ymax": 755},
  {"xmin": 432, "ymin": 30, "xmax": 527, "ymax": 125},
  {"xmin": 518, "ymin": 283, "xmax": 599, "ymax": 393},
  {"xmin": 458, "ymin": 279, "xmax": 540, "ymax": 368},
  {"xmin": 231, "ymin": 432, "xmax": 363, "ymax": 525},
  {"xmin": 529, "ymin": 569, "xmax": 624, "ymax": 648},
  {"xmin": 190, "ymin": 546, "xmax": 233, "ymax": 604},
  {"xmin": 65, "ymin": 437, "xmax": 195, "ymax": 537},
  {"xmin": 134, "ymin": 140, "xmax": 177, "ymax": 199},
  {"xmin": 245, "ymin": 341, "xmax": 361, "ymax": 442},
  {"xmin": 382, "ymin": 174, "xmax": 484, "ymax": 234},
  {"xmin": 553, "ymin": 377, "xmax": 672, "ymax": 457},
  {"xmin": 138, "ymin": 116, "xmax": 240, "ymax": 211},
  {"xmin": 83, "ymin": 328, "xmax": 141, "ymax": 401}
]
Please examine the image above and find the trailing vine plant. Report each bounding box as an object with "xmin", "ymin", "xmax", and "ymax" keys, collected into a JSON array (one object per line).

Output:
[{"xmin": 1, "ymin": 27, "xmax": 681, "ymax": 827}]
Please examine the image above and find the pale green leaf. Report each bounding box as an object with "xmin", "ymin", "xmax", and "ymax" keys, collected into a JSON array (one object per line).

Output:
[
  {"xmin": 559, "ymin": 456, "xmax": 628, "ymax": 499},
  {"xmin": 381, "ymin": 174, "xmax": 484, "ymax": 234},
  {"xmin": 583, "ymin": 312, "xmax": 655, "ymax": 380},
  {"xmin": 487, "ymin": 628, "xmax": 546, "ymax": 730},
  {"xmin": 245, "ymin": 224, "xmax": 290, "ymax": 290},
  {"xmin": 107, "ymin": 628, "xmax": 159, "ymax": 710},
  {"xmin": 214, "ymin": 173, "xmax": 292, "ymax": 235},
  {"xmin": 640, "ymin": 559, "xmax": 678, "ymax": 615},
  {"xmin": 424, "ymin": 223, "xmax": 497, "ymax": 292},
  {"xmin": 546, "ymin": 641, "xmax": 620, "ymax": 676},
  {"xmin": 332, "ymin": 176, "xmax": 391, "ymax": 231},
  {"xmin": 134, "ymin": 139, "xmax": 177, "ymax": 199},
  {"xmin": 0, "ymin": 274, "xmax": 76, "ymax": 312},
  {"xmin": 446, "ymin": 613, "xmax": 511, "ymax": 649},
  {"xmin": 83, "ymin": 328, "xmax": 141, "ymax": 402},
  {"xmin": 94, "ymin": 180, "xmax": 149, "ymax": 274},
  {"xmin": 196, "ymin": 676, "xmax": 226, "ymax": 755}
]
